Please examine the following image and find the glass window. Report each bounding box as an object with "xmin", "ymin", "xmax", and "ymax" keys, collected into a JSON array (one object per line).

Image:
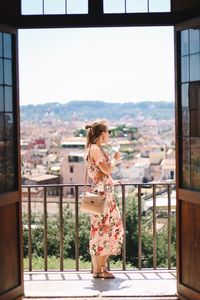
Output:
[
  {"xmin": 3, "ymin": 34, "xmax": 12, "ymax": 59},
  {"xmin": 0, "ymin": 112, "xmax": 4, "ymax": 140},
  {"xmin": 103, "ymin": 0, "xmax": 125, "ymax": 13},
  {"xmin": 181, "ymin": 30, "xmax": 189, "ymax": 56},
  {"xmin": 5, "ymin": 141, "xmax": 15, "ymax": 190},
  {"xmin": 191, "ymin": 138, "xmax": 200, "ymax": 191},
  {"xmin": 67, "ymin": 0, "xmax": 88, "ymax": 14},
  {"xmin": 190, "ymin": 110, "xmax": 200, "ymax": 137},
  {"xmin": 5, "ymin": 87, "xmax": 13, "ymax": 112},
  {"xmin": 0, "ymin": 58, "xmax": 3, "ymax": 84},
  {"xmin": 21, "ymin": 0, "xmax": 43, "ymax": 15},
  {"xmin": 182, "ymin": 109, "xmax": 190, "ymax": 137},
  {"xmin": 44, "ymin": 0, "xmax": 65, "ymax": 14},
  {"xmin": 189, "ymin": 82, "xmax": 200, "ymax": 110},
  {"xmin": 0, "ymin": 86, "xmax": 4, "ymax": 112},
  {"xmin": 181, "ymin": 56, "xmax": 189, "ymax": 83},
  {"xmin": 0, "ymin": 159, "xmax": 6, "ymax": 193},
  {"xmin": 126, "ymin": 0, "xmax": 147, "ymax": 13},
  {"xmin": 181, "ymin": 161, "xmax": 190, "ymax": 189},
  {"xmin": 149, "ymin": 0, "xmax": 170, "ymax": 12},
  {"xmin": 0, "ymin": 33, "xmax": 2, "ymax": 57},
  {"xmin": 0, "ymin": 141, "xmax": 5, "ymax": 158},
  {"xmin": 5, "ymin": 113, "xmax": 13, "ymax": 140},
  {"xmin": 181, "ymin": 83, "xmax": 189, "ymax": 108},
  {"xmin": 4, "ymin": 59, "xmax": 12, "ymax": 85},
  {"xmin": 182, "ymin": 138, "xmax": 190, "ymax": 164},
  {"xmin": 190, "ymin": 54, "xmax": 200, "ymax": 82},
  {"xmin": 189, "ymin": 28, "xmax": 200, "ymax": 54}
]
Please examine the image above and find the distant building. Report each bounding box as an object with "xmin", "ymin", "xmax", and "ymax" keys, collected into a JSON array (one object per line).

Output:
[
  {"xmin": 61, "ymin": 152, "xmax": 86, "ymax": 196},
  {"xmin": 22, "ymin": 174, "xmax": 60, "ymax": 196},
  {"xmin": 161, "ymin": 158, "xmax": 176, "ymax": 180},
  {"xmin": 61, "ymin": 137, "xmax": 85, "ymax": 150}
]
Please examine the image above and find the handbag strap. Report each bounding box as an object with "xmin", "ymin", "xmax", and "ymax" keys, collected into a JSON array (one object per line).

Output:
[
  {"xmin": 84, "ymin": 146, "xmax": 91, "ymax": 193},
  {"xmin": 84, "ymin": 165, "xmax": 88, "ymax": 193}
]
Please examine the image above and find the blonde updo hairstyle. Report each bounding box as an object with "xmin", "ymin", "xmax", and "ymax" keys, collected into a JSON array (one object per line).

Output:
[{"xmin": 85, "ymin": 120, "xmax": 108, "ymax": 147}]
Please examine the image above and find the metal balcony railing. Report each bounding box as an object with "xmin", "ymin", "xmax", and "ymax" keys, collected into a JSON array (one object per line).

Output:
[{"xmin": 21, "ymin": 182, "xmax": 176, "ymax": 272}]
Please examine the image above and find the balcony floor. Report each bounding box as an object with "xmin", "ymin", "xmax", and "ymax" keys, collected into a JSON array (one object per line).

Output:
[{"xmin": 24, "ymin": 269, "xmax": 178, "ymax": 299}]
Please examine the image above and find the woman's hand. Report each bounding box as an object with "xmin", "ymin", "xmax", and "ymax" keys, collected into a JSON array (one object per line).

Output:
[{"xmin": 114, "ymin": 151, "xmax": 121, "ymax": 160}]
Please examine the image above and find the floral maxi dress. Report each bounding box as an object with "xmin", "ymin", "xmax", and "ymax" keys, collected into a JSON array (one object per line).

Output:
[{"xmin": 87, "ymin": 146, "xmax": 124, "ymax": 257}]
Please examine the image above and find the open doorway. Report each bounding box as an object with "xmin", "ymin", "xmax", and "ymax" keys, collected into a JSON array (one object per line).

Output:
[{"xmin": 18, "ymin": 27, "xmax": 177, "ymax": 294}]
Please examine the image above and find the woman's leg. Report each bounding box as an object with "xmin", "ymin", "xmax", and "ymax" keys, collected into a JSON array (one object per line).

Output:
[
  {"xmin": 98, "ymin": 255, "xmax": 115, "ymax": 279},
  {"xmin": 91, "ymin": 255, "xmax": 101, "ymax": 277}
]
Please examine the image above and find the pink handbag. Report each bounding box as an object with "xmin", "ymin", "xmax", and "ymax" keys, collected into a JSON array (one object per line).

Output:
[{"xmin": 80, "ymin": 191, "xmax": 105, "ymax": 215}]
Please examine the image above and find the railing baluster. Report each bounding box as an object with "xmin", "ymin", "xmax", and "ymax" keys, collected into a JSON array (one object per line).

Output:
[
  {"xmin": 153, "ymin": 185, "xmax": 157, "ymax": 269},
  {"xmin": 122, "ymin": 184, "xmax": 126, "ymax": 270},
  {"xmin": 168, "ymin": 184, "xmax": 172, "ymax": 270},
  {"xmin": 43, "ymin": 186, "xmax": 48, "ymax": 271},
  {"xmin": 75, "ymin": 185, "xmax": 79, "ymax": 271},
  {"xmin": 138, "ymin": 185, "xmax": 142, "ymax": 270},
  {"xmin": 28, "ymin": 186, "xmax": 32, "ymax": 272},
  {"xmin": 59, "ymin": 186, "xmax": 64, "ymax": 271}
]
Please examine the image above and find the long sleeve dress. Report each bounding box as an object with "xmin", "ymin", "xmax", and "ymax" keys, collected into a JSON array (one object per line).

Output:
[{"xmin": 86, "ymin": 144, "xmax": 124, "ymax": 257}]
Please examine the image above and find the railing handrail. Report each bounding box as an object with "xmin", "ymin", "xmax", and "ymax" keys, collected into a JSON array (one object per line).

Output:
[{"xmin": 22, "ymin": 181, "xmax": 176, "ymax": 188}]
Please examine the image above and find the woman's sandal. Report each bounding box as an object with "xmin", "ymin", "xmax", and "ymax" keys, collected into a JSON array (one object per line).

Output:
[{"xmin": 98, "ymin": 265, "xmax": 115, "ymax": 279}]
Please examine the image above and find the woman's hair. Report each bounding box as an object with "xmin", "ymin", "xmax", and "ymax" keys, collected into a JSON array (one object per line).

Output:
[{"xmin": 85, "ymin": 120, "xmax": 108, "ymax": 147}]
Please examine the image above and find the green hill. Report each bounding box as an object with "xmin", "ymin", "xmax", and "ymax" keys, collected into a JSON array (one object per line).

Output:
[{"xmin": 20, "ymin": 100, "xmax": 174, "ymax": 122}]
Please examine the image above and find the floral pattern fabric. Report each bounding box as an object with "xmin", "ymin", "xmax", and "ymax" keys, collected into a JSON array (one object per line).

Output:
[{"xmin": 86, "ymin": 146, "xmax": 124, "ymax": 256}]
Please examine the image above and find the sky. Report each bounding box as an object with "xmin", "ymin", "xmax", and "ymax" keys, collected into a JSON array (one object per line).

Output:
[{"xmin": 18, "ymin": 26, "xmax": 175, "ymax": 106}]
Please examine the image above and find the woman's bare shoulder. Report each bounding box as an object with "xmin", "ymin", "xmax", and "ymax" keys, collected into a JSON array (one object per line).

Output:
[{"xmin": 90, "ymin": 144, "xmax": 100, "ymax": 152}]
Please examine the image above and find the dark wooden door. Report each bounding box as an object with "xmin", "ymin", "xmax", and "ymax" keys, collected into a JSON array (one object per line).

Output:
[
  {"xmin": 175, "ymin": 17, "xmax": 200, "ymax": 300},
  {"xmin": 0, "ymin": 25, "xmax": 24, "ymax": 300}
]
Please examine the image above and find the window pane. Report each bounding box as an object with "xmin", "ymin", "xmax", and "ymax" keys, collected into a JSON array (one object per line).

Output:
[
  {"xmin": 0, "ymin": 112, "xmax": 4, "ymax": 140},
  {"xmin": 4, "ymin": 59, "xmax": 12, "ymax": 85},
  {"xmin": 5, "ymin": 113, "xmax": 13, "ymax": 140},
  {"xmin": 182, "ymin": 138, "xmax": 190, "ymax": 164},
  {"xmin": 182, "ymin": 109, "xmax": 190, "ymax": 137},
  {"xmin": 5, "ymin": 87, "xmax": 13, "ymax": 112},
  {"xmin": 181, "ymin": 56, "xmax": 189, "ymax": 82},
  {"xmin": 3, "ymin": 33, "xmax": 12, "ymax": 59},
  {"xmin": 44, "ymin": 0, "xmax": 65, "ymax": 14},
  {"xmin": 191, "ymin": 138, "xmax": 200, "ymax": 191},
  {"xmin": 181, "ymin": 83, "xmax": 189, "ymax": 108},
  {"xmin": 189, "ymin": 28, "xmax": 200, "ymax": 54},
  {"xmin": 67, "ymin": 0, "xmax": 88, "ymax": 14},
  {"xmin": 21, "ymin": 0, "xmax": 43, "ymax": 14},
  {"xmin": 103, "ymin": 0, "xmax": 125, "ymax": 13},
  {"xmin": 181, "ymin": 30, "xmax": 189, "ymax": 56},
  {"xmin": 0, "ymin": 86, "xmax": 4, "ymax": 112},
  {"xmin": 0, "ymin": 33, "xmax": 2, "ymax": 57},
  {"xmin": 190, "ymin": 54, "xmax": 200, "ymax": 82},
  {"xmin": 149, "ymin": 0, "xmax": 170, "ymax": 12},
  {"xmin": 181, "ymin": 161, "xmax": 190, "ymax": 189},
  {"xmin": 0, "ymin": 58, "xmax": 3, "ymax": 84},
  {"xmin": 189, "ymin": 82, "xmax": 200, "ymax": 110},
  {"xmin": 6, "ymin": 142, "xmax": 15, "ymax": 191},
  {"xmin": 190, "ymin": 110, "xmax": 200, "ymax": 137},
  {"xmin": 126, "ymin": 0, "xmax": 147, "ymax": 13},
  {"xmin": 0, "ymin": 159, "xmax": 6, "ymax": 193}
]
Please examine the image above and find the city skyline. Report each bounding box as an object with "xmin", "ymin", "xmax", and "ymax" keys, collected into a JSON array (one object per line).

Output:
[{"xmin": 18, "ymin": 26, "xmax": 175, "ymax": 106}]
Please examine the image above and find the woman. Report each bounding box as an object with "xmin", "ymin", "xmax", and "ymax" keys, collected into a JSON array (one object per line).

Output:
[{"xmin": 85, "ymin": 120, "xmax": 124, "ymax": 279}]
